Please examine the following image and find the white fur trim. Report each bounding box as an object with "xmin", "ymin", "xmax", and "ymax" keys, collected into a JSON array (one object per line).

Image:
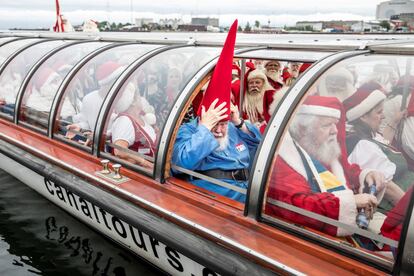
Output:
[
  {"xmin": 298, "ymin": 105, "xmax": 341, "ymax": 119},
  {"xmin": 143, "ymin": 113, "xmax": 156, "ymax": 125},
  {"xmin": 333, "ymin": 189, "xmax": 357, "ymax": 236},
  {"xmin": 247, "ymin": 69, "xmax": 267, "ymax": 81},
  {"xmin": 367, "ymin": 212, "xmax": 386, "ymax": 234},
  {"xmin": 98, "ymin": 66, "xmax": 124, "ymax": 86},
  {"xmin": 115, "ymin": 82, "xmax": 135, "ymax": 113},
  {"xmin": 346, "ymin": 90, "xmax": 386, "ymax": 121},
  {"xmin": 358, "ymin": 168, "xmax": 372, "ymax": 194},
  {"xmin": 268, "ymin": 87, "xmax": 286, "ymax": 115},
  {"xmin": 278, "ymin": 132, "xmax": 308, "ymax": 180}
]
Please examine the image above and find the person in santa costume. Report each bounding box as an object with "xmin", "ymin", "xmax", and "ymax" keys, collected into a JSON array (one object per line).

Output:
[
  {"xmin": 265, "ymin": 95, "xmax": 387, "ymax": 237},
  {"xmin": 263, "ymin": 60, "xmax": 284, "ymax": 91},
  {"xmin": 24, "ymin": 66, "xmax": 77, "ymax": 119},
  {"xmin": 230, "ymin": 64, "xmax": 241, "ymax": 106},
  {"xmin": 281, "ymin": 62, "xmax": 302, "ymax": 87},
  {"xmin": 344, "ymin": 82, "xmax": 414, "ymax": 212},
  {"xmin": 172, "ymin": 20, "xmax": 261, "ymax": 203},
  {"xmin": 111, "ymin": 82, "xmax": 157, "ymax": 170},
  {"xmin": 318, "ymin": 67, "xmax": 356, "ymax": 102},
  {"xmin": 242, "ymin": 69, "xmax": 277, "ymax": 132},
  {"xmin": 65, "ymin": 61, "xmax": 124, "ymax": 143},
  {"xmin": 0, "ymin": 66, "xmax": 23, "ymax": 116}
]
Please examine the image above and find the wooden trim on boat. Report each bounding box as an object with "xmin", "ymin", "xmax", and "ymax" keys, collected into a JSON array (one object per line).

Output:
[{"xmin": 0, "ymin": 117, "xmax": 388, "ymax": 275}]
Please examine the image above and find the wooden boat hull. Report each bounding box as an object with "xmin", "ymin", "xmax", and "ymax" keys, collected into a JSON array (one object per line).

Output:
[{"xmin": 0, "ymin": 138, "xmax": 279, "ymax": 276}]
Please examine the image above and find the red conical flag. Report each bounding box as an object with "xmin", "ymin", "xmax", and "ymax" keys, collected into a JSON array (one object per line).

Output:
[
  {"xmin": 53, "ymin": 0, "xmax": 65, "ymax": 32},
  {"xmin": 197, "ymin": 19, "xmax": 238, "ymax": 121}
]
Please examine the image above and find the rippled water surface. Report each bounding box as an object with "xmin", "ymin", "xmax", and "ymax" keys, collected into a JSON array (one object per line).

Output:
[{"xmin": 0, "ymin": 169, "xmax": 162, "ymax": 276}]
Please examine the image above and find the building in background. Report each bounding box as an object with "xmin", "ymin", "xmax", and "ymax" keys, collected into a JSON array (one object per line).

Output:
[
  {"xmin": 191, "ymin": 17, "xmax": 219, "ymax": 27},
  {"xmin": 135, "ymin": 18, "xmax": 153, "ymax": 28},
  {"xmin": 376, "ymin": 0, "xmax": 414, "ymax": 20},
  {"xmin": 159, "ymin": 18, "xmax": 184, "ymax": 30}
]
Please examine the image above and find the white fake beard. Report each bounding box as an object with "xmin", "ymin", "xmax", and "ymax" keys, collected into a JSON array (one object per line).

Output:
[
  {"xmin": 265, "ymin": 70, "xmax": 281, "ymax": 82},
  {"xmin": 243, "ymin": 89, "xmax": 264, "ymax": 123},
  {"xmin": 215, "ymin": 134, "xmax": 229, "ymax": 152},
  {"xmin": 302, "ymin": 134, "xmax": 341, "ymax": 165}
]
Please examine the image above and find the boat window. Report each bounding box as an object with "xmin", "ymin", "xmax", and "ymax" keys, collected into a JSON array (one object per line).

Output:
[
  {"xmin": 0, "ymin": 40, "xmax": 65, "ymax": 119},
  {"xmin": 0, "ymin": 38, "xmax": 41, "ymax": 66},
  {"xmin": 236, "ymin": 49, "xmax": 331, "ymax": 62},
  {"xmin": 18, "ymin": 42, "xmax": 105, "ymax": 132},
  {"xmin": 235, "ymin": 57, "xmax": 313, "ymax": 133},
  {"xmin": 55, "ymin": 44, "xmax": 159, "ymax": 149},
  {"xmin": 261, "ymin": 54, "xmax": 414, "ymax": 268},
  {"xmin": 100, "ymin": 46, "xmax": 219, "ymax": 173},
  {"xmin": 167, "ymin": 53, "xmax": 315, "ymax": 205},
  {"xmin": 0, "ymin": 37, "xmax": 15, "ymax": 45}
]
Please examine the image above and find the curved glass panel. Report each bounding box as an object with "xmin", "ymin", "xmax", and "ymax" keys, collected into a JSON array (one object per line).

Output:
[
  {"xmin": 100, "ymin": 46, "xmax": 219, "ymax": 173},
  {"xmin": 262, "ymin": 54, "xmax": 414, "ymax": 268},
  {"xmin": 19, "ymin": 42, "xmax": 106, "ymax": 131},
  {"xmin": 55, "ymin": 44, "xmax": 160, "ymax": 148},
  {"xmin": 236, "ymin": 49, "xmax": 330, "ymax": 62},
  {"xmin": 0, "ymin": 38, "xmax": 41, "ymax": 66},
  {"xmin": 0, "ymin": 40, "xmax": 65, "ymax": 118},
  {"xmin": 0, "ymin": 37, "xmax": 15, "ymax": 45}
]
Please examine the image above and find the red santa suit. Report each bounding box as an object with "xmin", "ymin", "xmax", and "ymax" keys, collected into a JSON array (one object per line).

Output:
[
  {"xmin": 265, "ymin": 96, "xmax": 374, "ymax": 237},
  {"xmin": 381, "ymin": 186, "xmax": 413, "ymax": 241},
  {"xmin": 266, "ymin": 133, "xmax": 363, "ymax": 236},
  {"xmin": 242, "ymin": 69, "xmax": 277, "ymax": 130}
]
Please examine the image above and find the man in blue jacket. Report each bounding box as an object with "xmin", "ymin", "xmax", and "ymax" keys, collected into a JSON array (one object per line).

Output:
[{"xmin": 172, "ymin": 98, "xmax": 261, "ymax": 203}]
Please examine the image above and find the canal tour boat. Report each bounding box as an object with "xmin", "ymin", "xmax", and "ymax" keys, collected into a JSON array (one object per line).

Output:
[{"xmin": 0, "ymin": 29, "xmax": 413, "ymax": 275}]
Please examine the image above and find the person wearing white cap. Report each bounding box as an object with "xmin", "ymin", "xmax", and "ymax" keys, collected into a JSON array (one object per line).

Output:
[
  {"xmin": 266, "ymin": 95, "xmax": 386, "ymax": 237},
  {"xmin": 65, "ymin": 61, "xmax": 124, "ymax": 144},
  {"xmin": 242, "ymin": 69, "xmax": 277, "ymax": 132},
  {"xmin": 318, "ymin": 67, "xmax": 356, "ymax": 102},
  {"xmin": 110, "ymin": 82, "xmax": 157, "ymax": 169},
  {"xmin": 263, "ymin": 60, "xmax": 283, "ymax": 91},
  {"xmin": 344, "ymin": 82, "xmax": 413, "ymax": 212}
]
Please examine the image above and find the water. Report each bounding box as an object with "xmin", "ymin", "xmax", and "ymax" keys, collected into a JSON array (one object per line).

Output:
[{"xmin": 0, "ymin": 169, "xmax": 162, "ymax": 276}]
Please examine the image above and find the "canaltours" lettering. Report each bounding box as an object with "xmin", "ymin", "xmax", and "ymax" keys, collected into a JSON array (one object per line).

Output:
[{"xmin": 43, "ymin": 178, "xmax": 219, "ymax": 276}]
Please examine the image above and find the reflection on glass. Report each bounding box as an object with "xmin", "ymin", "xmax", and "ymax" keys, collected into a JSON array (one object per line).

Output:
[
  {"xmin": 264, "ymin": 55, "xmax": 414, "ymax": 265},
  {"xmin": 0, "ymin": 40, "xmax": 65, "ymax": 118},
  {"xmin": 57, "ymin": 44, "xmax": 159, "ymax": 147},
  {"xmin": 102, "ymin": 46, "xmax": 219, "ymax": 172},
  {"xmin": 0, "ymin": 38, "xmax": 40, "ymax": 66},
  {"xmin": 18, "ymin": 42, "xmax": 105, "ymax": 130}
]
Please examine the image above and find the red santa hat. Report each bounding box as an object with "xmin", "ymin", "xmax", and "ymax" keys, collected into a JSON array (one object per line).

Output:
[
  {"xmin": 263, "ymin": 60, "xmax": 281, "ymax": 68},
  {"xmin": 297, "ymin": 95, "xmax": 342, "ymax": 119},
  {"xmin": 96, "ymin": 61, "xmax": 124, "ymax": 86},
  {"xmin": 299, "ymin": 62, "xmax": 312, "ymax": 74},
  {"xmin": 281, "ymin": 67, "xmax": 291, "ymax": 83},
  {"xmin": 343, "ymin": 81, "xmax": 386, "ymax": 122},
  {"xmin": 34, "ymin": 67, "xmax": 60, "ymax": 90},
  {"xmin": 232, "ymin": 64, "xmax": 241, "ymax": 77},
  {"xmin": 197, "ymin": 19, "xmax": 238, "ymax": 120}
]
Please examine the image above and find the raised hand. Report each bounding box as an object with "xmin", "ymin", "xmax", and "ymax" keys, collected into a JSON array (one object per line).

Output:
[{"xmin": 200, "ymin": 98, "xmax": 228, "ymax": 130}]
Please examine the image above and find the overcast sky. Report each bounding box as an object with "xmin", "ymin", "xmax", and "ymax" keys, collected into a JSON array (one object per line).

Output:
[{"xmin": 0, "ymin": 0, "xmax": 387, "ymax": 29}]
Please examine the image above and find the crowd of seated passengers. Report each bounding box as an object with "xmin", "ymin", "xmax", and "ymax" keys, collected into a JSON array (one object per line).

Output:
[
  {"xmin": 170, "ymin": 60, "xmax": 312, "ymax": 203},
  {"xmin": 265, "ymin": 64, "xmax": 414, "ymax": 253}
]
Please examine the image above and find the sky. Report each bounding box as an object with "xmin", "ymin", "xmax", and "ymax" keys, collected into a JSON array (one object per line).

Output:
[{"xmin": 0, "ymin": 0, "xmax": 388, "ymax": 29}]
